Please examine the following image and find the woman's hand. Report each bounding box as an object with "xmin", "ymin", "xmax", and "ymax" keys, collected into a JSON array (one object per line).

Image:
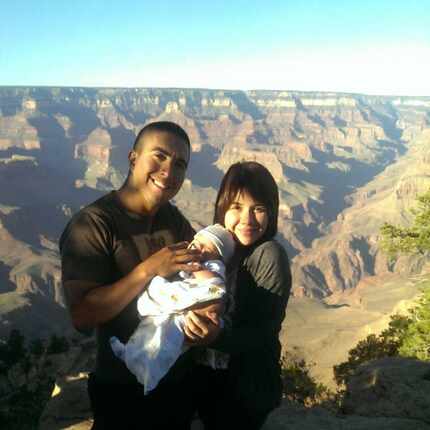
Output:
[
  {"xmin": 138, "ymin": 241, "xmax": 202, "ymax": 279},
  {"xmin": 183, "ymin": 310, "xmax": 222, "ymax": 346}
]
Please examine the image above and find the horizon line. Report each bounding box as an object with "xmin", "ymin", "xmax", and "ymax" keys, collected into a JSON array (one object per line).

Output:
[{"xmin": 0, "ymin": 84, "xmax": 430, "ymax": 99}]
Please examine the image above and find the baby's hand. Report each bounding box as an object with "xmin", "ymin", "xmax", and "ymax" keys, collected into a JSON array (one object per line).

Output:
[
  {"xmin": 183, "ymin": 310, "xmax": 222, "ymax": 345},
  {"xmin": 189, "ymin": 300, "xmax": 225, "ymax": 325}
]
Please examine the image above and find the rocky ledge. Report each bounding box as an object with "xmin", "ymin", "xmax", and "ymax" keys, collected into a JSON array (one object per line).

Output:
[{"xmin": 38, "ymin": 342, "xmax": 430, "ymax": 430}]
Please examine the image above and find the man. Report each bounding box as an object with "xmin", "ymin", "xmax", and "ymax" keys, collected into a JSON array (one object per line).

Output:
[{"xmin": 60, "ymin": 121, "xmax": 220, "ymax": 429}]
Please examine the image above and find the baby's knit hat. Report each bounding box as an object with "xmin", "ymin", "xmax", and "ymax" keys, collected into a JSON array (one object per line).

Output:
[{"xmin": 195, "ymin": 224, "xmax": 235, "ymax": 262}]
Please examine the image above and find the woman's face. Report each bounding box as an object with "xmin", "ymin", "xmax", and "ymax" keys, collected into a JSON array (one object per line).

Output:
[{"xmin": 224, "ymin": 190, "xmax": 269, "ymax": 246}]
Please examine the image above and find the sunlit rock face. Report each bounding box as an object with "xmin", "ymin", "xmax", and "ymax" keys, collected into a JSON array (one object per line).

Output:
[
  {"xmin": 0, "ymin": 86, "xmax": 430, "ymax": 336},
  {"xmin": 2, "ymin": 88, "xmax": 429, "ymax": 429}
]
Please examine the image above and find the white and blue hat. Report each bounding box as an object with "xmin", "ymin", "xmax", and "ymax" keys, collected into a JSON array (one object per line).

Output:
[{"xmin": 195, "ymin": 224, "xmax": 235, "ymax": 262}]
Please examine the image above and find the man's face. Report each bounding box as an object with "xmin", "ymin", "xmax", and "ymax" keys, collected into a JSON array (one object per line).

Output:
[{"xmin": 129, "ymin": 131, "xmax": 190, "ymax": 213}]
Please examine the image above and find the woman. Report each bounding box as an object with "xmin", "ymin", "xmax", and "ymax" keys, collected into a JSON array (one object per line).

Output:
[{"xmin": 184, "ymin": 161, "xmax": 292, "ymax": 430}]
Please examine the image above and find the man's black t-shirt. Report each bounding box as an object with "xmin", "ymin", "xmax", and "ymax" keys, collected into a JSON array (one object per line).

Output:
[{"xmin": 60, "ymin": 191, "xmax": 194, "ymax": 384}]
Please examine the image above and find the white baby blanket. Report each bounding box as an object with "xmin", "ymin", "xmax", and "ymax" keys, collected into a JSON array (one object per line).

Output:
[{"xmin": 110, "ymin": 260, "xmax": 226, "ymax": 394}]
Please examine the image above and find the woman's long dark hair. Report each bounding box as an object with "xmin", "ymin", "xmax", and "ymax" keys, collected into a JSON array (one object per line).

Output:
[{"xmin": 214, "ymin": 161, "xmax": 279, "ymax": 242}]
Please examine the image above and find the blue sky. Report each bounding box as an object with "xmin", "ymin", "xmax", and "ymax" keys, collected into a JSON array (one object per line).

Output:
[{"xmin": 2, "ymin": 0, "xmax": 430, "ymax": 95}]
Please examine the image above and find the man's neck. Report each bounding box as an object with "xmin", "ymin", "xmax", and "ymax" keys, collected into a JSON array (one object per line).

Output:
[{"xmin": 116, "ymin": 184, "xmax": 159, "ymax": 216}]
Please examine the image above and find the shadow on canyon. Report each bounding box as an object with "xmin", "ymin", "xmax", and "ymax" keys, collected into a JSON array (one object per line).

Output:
[{"xmin": 186, "ymin": 144, "xmax": 224, "ymax": 189}]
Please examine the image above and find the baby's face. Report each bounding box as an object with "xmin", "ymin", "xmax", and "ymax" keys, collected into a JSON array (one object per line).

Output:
[{"xmin": 189, "ymin": 234, "xmax": 220, "ymax": 260}]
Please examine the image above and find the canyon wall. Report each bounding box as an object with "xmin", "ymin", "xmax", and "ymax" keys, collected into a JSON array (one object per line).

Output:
[{"xmin": 0, "ymin": 87, "xmax": 430, "ymax": 336}]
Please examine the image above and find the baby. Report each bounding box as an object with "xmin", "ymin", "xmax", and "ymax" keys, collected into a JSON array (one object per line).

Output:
[{"xmin": 110, "ymin": 224, "xmax": 235, "ymax": 394}]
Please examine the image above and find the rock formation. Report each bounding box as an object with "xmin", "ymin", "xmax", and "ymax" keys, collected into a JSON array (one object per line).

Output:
[
  {"xmin": 0, "ymin": 85, "xmax": 430, "ymax": 339},
  {"xmin": 1, "ymin": 86, "xmax": 430, "ymax": 426},
  {"xmin": 38, "ymin": 344, "xmax": 430, "ymax": 430},
  {"xmin": 342, "ymin": 357, "xmax": 430, "ymax": 423}
]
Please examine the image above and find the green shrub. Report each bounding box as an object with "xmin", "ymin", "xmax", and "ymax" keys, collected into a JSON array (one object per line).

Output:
[
  {"xmin": 0, "ymin": 379, "xmax": 55, "ymax": 430},
  {"xmin": 379, "ymin": 188, "xmax": 430, "ymax": 259},
  {"xmin": 0, "ymin": 329, "xmax": 27, "ymax": 368},
  {"xmin": 47, "ymin": 334, "xmax": 69, "ymax": 354},
  {"xmin": 29, "ymin": 338, "xmax": 45, "ymax": 358},
  {"xmin": 398, "ymin": 286, "xmax": 430, "ymax": 361},
  {"xmin": 333, "ymin": 314, "xmax": 411, "ymax": 385},
  {"xmin": 281, "ymin": 350, "xmax": 334, "ymax": 407}
]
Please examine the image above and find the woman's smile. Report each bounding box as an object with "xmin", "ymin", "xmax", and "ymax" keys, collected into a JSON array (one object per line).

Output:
[{"xmin": 224, "ymin": 191, "xmax": 269, "ymax": 246}]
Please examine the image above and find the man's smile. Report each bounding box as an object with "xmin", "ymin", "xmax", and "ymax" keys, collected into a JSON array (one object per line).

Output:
[{"xmin": 150, "ymin": 177, "xmax": 170, "ymax": 190}]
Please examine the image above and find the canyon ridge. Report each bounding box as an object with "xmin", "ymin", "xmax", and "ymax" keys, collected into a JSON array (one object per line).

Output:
[{"xmin": 1, "ymin": 87, "xmax": 430, "ymax": 384}]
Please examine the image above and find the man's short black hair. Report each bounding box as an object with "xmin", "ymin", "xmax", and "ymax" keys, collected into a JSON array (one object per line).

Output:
[{"xmin": 133, "ymin": 121, "xmax": 191, "ymax": 152}]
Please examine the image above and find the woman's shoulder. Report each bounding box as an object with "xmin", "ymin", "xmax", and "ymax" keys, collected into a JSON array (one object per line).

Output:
[
  {"xmin": 243, "ymin": 239, "xmax": 290, "ymax": 276},
  {"xmin": 247, "ymin": 239, "xmax": 288, "ymax": 263},
  {"xmin": 242, "ymin": 239, "xmax": 291, "ymax": 294}
]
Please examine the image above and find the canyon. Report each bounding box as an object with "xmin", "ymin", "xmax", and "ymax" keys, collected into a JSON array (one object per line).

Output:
[{"xmin": 1, "ymin": 87, "xmax": 430, "ymax": 386}]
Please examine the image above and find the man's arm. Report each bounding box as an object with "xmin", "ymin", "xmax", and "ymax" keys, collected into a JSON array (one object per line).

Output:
[{"xmin": 65, "ymin": 242, "xmax": 202, "ymax": 331}]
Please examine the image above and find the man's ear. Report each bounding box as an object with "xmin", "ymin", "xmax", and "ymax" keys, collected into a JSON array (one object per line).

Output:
[{"xmin": 128, "ymin": 151, "xmax": 137, "ymax": 169}]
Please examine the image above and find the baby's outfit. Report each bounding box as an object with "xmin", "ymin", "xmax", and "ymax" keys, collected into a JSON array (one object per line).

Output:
[{"xmin": 110, "ymin": 259, "xmax": 228, "ymax": 394}]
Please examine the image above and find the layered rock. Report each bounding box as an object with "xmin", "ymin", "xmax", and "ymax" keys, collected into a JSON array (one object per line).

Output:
[
  {"xmin": 0, "ymin": 114, "xmax": 40, "ymax": 150},
  {"xmin": 0, "ymin": 87, "xmax": 429, "ymax": 428},
  {"xmin": 74, "ymin": 128, "xmax": 112, "ymax": 188},
  {"xmin": 263, "ymin": 400, "xmax": 430, "ymax": 430},
  {"xmin": 291, "ymin": 125, "xmax": 430, "ymax": 297},
  {"xmin": 342, "ymin": 357, "xmax": 430, "ymax": 423},
  {"xmin": 0, "ymin": 86, "xmax": 429, "ymax": 329},
  {"xmin": 38, "ymin": 338, "xmax": 95, "ymax": 430}
]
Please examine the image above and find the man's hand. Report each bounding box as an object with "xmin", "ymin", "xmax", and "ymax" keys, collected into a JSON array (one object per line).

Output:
[
  {"xmin": 183, "ymin": 310, "xmax": 222, "ymax": 346},
  {"xmin": 66, "ymin": 241, "xmax": 202, "ymax": 330},
  {"xmin": 139, "ymin": 241, "xmax": 202, "ymax": 279}
]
